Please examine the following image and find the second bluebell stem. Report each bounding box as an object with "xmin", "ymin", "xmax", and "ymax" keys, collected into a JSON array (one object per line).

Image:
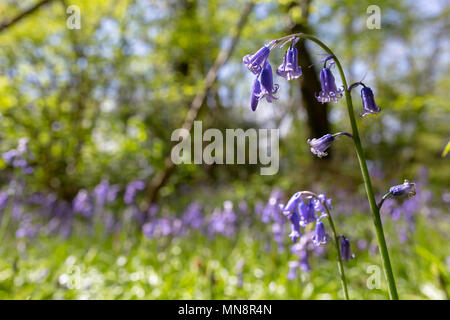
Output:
[{"xmin": 275, "ymin": 33, "xmax": 399, "ymax": 299}]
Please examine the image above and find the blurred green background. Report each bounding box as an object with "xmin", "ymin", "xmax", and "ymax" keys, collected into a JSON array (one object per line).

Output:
[{"xmin": 0, "ymin": 0, "xmax": 448, "ymax": 299}]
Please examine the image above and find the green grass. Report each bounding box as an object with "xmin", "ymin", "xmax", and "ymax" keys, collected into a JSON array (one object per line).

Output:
[{"xmin": 0, "ymin": 212, "xmax": 448, "ymax": 300}]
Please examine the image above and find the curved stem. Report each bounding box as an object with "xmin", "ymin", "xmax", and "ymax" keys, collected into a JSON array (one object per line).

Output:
[
  {"xmin": 378, "ymin": 192, "xmax": 392, "ymax": 209},
  {"xmin": 300, "ymin": 192, "xmax": 349, "ymax": 300},
  {"xmin": 280, "ymin": 34, "xmax": 399, "ymax": 299}
]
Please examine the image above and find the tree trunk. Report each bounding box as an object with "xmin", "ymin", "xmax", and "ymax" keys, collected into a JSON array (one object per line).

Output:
[{"xmin": 286, "ymin": 0, "xmax": 331, "ymax": 142}]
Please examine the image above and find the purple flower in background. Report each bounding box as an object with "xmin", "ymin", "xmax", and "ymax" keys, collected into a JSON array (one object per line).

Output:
[
  {"xmin": 182, "ymin": 202, "xmax": 204, "ymax": 230},
  {"xmin": 124, "ymin": 180, "xmax": 145, "ymax": 204},
  {"xmin": 389, "ymin": 180, "xmax": 416, "ymax": 197},
  {"xmin": 299, "ymin": 248, "xmax": 311, "ymax": 272},
  {"xmin": 277, "ymin": 39, "xmax": 302, "ymax": 80},
  {"xmin": 238, "ymin": 200, "xmax": 249, "ymax": 214},
  {"xmin": 148, "ymin": 203, "xmax": 159, "ymax": 219},
  {"xmin": 2, "ymin": 149, "xmax": 17, "ymax": 164},
  {"xmin": 73, "ymin": 189, "xmax": 93, "ymax": 217},
  {"xmin": 287, "ymin": 261, "xmax": 299, "ymax": 280},
  {"xmin": 312, "ymin": 220, "xmax": 327, "ymax": 246},
  {"xmin": 23, "ymin": 166, "xmax": 34, "ymax": 175},
  {"xmin": 17, "ymin": 138, "xmax": 29, "ymax": 155},
  {"xmin": 107, "ymin": 184, "xmax": 120, "ymax": 204},
  {"xmin": 142, "ymin": 222, "xmax": 155, "ymax": 238},
  {"xmin": 287, "ymin": 208, "xmax": 301, "ymax": 242},
  {"xmin": 243, "ymin": 41, "xmax": 273, "ymax": 75},
  {"xmin": 0, "ymin": 192, "xmax": 9, "ymax": 211},
  {"xmin": 361, "ymin": 86, "xmax": 381, "ymax": 117},
  {"xmin": 16, "ymin": 223, "xmax": 40, "ymax": 239},
  {"xmin": 340, "ymin": 236, "xmax": 355, "ymax": 262},
  {"xmin": 94, "ymin": 180, "xmax": 110, "ymax": 208},
  {"xmin": 259, "ymin": 61, "xmax": 279, "ymax": 103},
  {"xmin": 298, "ymin": 200, "xmax": 316, "ymax": 227},
  {"xmin": 307, "ymin": 134, "xmax": 334, "ymax": 158},
  {"xmin": 12, "ymin": 158, "xmax": 27, "ymax": 168},
  {"xmin": 316, "ymin": 67, "xmax": 343, "ymax": 103}
]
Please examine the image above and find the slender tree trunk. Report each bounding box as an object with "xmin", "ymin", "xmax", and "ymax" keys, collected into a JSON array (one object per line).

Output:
[
  {"xmin": 285, "ymin": 0, "xmax": 331, "ymax": 141},
  {"xmin": 144, "ymin": 1, "xmax": 255, "ymax": 207}
]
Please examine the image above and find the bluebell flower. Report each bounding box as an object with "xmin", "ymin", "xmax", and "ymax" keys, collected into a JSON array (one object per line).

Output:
[
  {"xmin": 299, "ymin": 248, "xmax": 311, "ymax": 272},
  {"xmin": 243, "ymin": 41, "xmax": 274, "ymax": 75},
  {"xmin": 287, "ymin": 261, "xmax": 299, "ymax": 280},
  {"xmin": 250, "ymin": 77, "xmax": 262, "ymax": 111},
  {"xmin": 298, "ymin": 200, "xmax": 316, "ymax": 227},
  {"xmin": 287, "ymin": 207, "xmax": 301, "ymax": 242},
  {"xmin": 259, "ymin": 61, "xmax": 279, "ymax": 103},
  {"xmin": 361, "ymin": 86, "xmax": 381, "ymax": 117},
  {"xmin": 316, "ymin": 67, "xmax": 344, "ymax": 103},
  {"xmin": 340, "ymin": 236, "xmax": 355, "ymax": 262},
  {"xmin": 307, "ymin": 134, "xmax": 334, "ymax": 158},
  {"xmin": 2, "ymin": 149, "xmax": 17, "ymax": 164},
  {"xmin": 0, "ymin": 192, "xmax": 9, "ymax": 211},
  {"xmin": 12, "ymin": 158, "xmax": 27, "ymax": 168},
  {"xmin": 94, "ymin": 180, "xmax": 110, "ymax": 208},
  {"xmin": 312, "ymin": 220, "xmax": 327, "ymax": 246},
  {"xmin": 17, "ymin": 138, "xmax": 29, "ymax": 155},
  {"xmin": 307, "ymin": 132, "xmax": 351, "ymax": 158},
  {"xmin": 277, "ymin": 39, "xmax": 302, "ymax": 80},
  {"xmin": 283, "ymin": 191, "xmax": 302, "ymax": 215},
  {"xmin": 72, "ymin": 189, "xmax": 94, "ymax": 217},
  {"xmin": 106, "ymin": 184, "xmax": 120, "ymax": 204},
  {"xmin": 124, "ymin": 180, "xmax": 145, "ymax": 204},
  {"xmin": 313, "ymin": 194, "xmax": 332, "ymax": 215},
  {"xmin": 389, "ymin": 180, "xmax": 416, "ymax": 197}
]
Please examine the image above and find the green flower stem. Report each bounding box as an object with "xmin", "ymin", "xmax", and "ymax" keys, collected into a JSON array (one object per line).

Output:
[
  {"xmin": 277, "ymin": 34, "xmax": 399, "ymax": 299},
  {"xmin": 301, "ymin": 191, "xmax": 349, "ymax": 300}
]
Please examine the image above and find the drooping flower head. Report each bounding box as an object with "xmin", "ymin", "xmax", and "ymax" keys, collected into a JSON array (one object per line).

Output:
[
  {"xmin": 298, "ymin": 200, "xmax": 316, "ymax": 227},
  {"xmin": 361, "ymin": 86, "xmax": 381, "ymax": 117},
  {"xmin": 283, "ymin": 191, "xmax": 302, "ymax": 215},
  {"xmin": 259, "ymin": 61, "xmax": 279, "ymax": 103},
  {"xmin": 249, "ymin": 61, "xmax": 279, "ymax": 111},
  {"xmin": 307, "ymin": 134, "xmax": 334, "ymax": 158},
  {"xmin": 250, "ymin": 77, "xmax": 262, "ymax": 111},
  {"xmin": 307, "ymin": 132, "xmax": 352, "ymax": 158},
  {"xmin": 349, "ymin": 81, "xmax": 382, "ymax": 117},
  {"xmin": 340, "ymin": 236, "xmax": 355, "ymax": 262},
  {"xmin": 389, "ymin": 180, "xmax": 416, "ymax": 197},
  {"xmin": 243, "ymin": 41, "xmax": 275, "ymax": 75},
  {"xmin": 312, "ymin": 219, "xmax": 327, "ymax": 246},
  {"xmin": 287, "ymin": 207, "xmax": 301, "ymax": 242},
  {"xmin": 277, "ymin": 38, "xmax": 302, "ymax": 80},
  {"xmin": 316, "ymin": 58, "xmax": 344, "ymax": 103}
]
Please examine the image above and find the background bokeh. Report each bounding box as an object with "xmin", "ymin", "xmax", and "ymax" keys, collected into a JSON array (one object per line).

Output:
[{"xmin": 0, "ymin": 0, "xmax": 448, "ymax": 299}]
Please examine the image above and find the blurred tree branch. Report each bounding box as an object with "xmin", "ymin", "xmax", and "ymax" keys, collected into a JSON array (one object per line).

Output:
[
  {"xmin": 0, "ymin": 0, "xmax": 54, "ymax": 34},
  {"xmin": 145, "ymin": 0, "xmax": 255, "ymax": 207}
]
